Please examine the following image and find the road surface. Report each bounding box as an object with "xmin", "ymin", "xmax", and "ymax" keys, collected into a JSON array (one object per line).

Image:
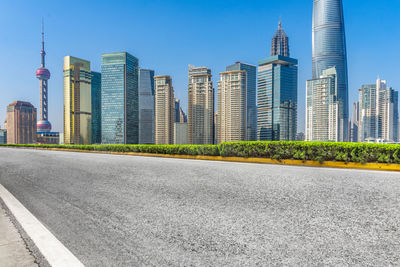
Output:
[{"xmin": 0, "ymin": 148, "xmax": 399, "ymax": 266}]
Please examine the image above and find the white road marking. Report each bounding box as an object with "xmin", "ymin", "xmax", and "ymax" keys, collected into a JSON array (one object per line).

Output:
[{"xmin": 0, "ymin": 184, "xmax": 84, "ymax": 267}]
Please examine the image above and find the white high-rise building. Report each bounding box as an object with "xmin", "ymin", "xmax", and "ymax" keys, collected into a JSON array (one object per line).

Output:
[
  {"xmin": 351, "ymin": 102, "xmax": 360, "ymax": 142},
  {"xmin": 306, "ymin": 67, "xmax": 339, "ymax": 142},
  {"xmin": 358, "ymin": 78, "xmax": 398, "ymax": 142}
]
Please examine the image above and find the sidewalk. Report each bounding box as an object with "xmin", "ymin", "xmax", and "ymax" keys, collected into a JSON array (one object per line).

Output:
[{"xmin": 0, "ymin": 205, "xmax": 37, "ymax": 267}]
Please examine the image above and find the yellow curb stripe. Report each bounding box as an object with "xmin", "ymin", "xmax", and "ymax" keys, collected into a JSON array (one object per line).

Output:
[{"xmin": 4, "ymin": 146, "xmax": 400, "ymax": 172}]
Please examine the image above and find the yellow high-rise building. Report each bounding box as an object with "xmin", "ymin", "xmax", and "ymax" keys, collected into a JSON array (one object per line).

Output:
[{"xmin": 63, "ymin": 56, "xmax": 92, "ymax": 145}]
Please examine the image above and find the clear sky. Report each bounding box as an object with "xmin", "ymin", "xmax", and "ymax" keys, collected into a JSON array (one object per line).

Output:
[{"xmin": 0, "ymin": 0, "xmax": 399, "ymax": 133}]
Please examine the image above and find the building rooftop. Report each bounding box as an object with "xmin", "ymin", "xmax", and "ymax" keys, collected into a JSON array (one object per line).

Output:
[
  {"xmin": 7, "ymin": 101, "xmax": 35, "ymax": 108},
  {"xmin": 258, "ymin": 55, "xmax": 298, "ymax": 66}
]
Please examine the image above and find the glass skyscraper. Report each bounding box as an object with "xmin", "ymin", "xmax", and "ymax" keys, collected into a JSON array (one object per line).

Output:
[
  {"xmin": 138, "ymin": 68, "xmax": 155, "ymax": 144},
  {"xmin": 226, "ymin": 62, "xmax": 257, "ymax": 141},
  {"xmin": 101, "ymin": 52, "xmax": 139, "ymax": 144},
  {"xmin": 91, "ymin": 71, "xmax": 101, "ymax": 144},
  {"xmin": 257, "ymin": 55, "xmax": 298, "ymax": 141},
  {"xmin": 313, "ymin": 0, "xmax": 349, "ymax": 141}
]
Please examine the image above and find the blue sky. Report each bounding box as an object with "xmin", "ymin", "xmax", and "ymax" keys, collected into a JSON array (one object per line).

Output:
[{"xmin": 0, "ymin": 0, "xmax": 399, "ymax": 133}]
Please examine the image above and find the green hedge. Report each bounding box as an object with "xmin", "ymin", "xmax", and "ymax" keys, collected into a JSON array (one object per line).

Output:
[
  {"xmin": 2, "ymin": 142, "xmax": 400, "ymax": 164},
  {"xmin": 220, "ymin": 141, "xmax": 400, "ymax": 164}
]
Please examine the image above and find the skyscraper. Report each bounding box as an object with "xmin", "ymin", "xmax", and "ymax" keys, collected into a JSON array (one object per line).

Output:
[
  {"xmin": 359, "ymin": 78, "xmax": 399, "ymax": 142},
  {"xmin": 257, "ymin": 54, "xmax": 298, "ymax": 141},
  {"xmin": 5, "ymin": 101, "xmax": 37, "ymax": 144},
  {"xmin": 154, "ymin": 75, "xmax": 175, "ymax": 145},
  {"xmin": 312, "ymin": 0, "xmax": 349, "ymax": 141},
  {"xmin": 306, "ymin": 67, "xmax": 339, "ymax": 142},
  {"xmin": 175, "ymin": 99, "xmax": 182, "ymax": 122},
  {"xmin": 63, "ymin": 56, "xmax": 92, "ymax": 145},
  {"xmin": 351, "ymin": 102, "xmax": 360, "ymax": 142},
  {"xmin": 217, "ymin": 70, "xmax": 247, "ymax": 143},
  {"xmin": 188, "ymin": 65, "xmax": 214, "ymax": 144},
  {"xmin": 358, "ymin": 84, "xmax": 377, "ymax": 142},
  {"xmin": 138, "ymin": 68, "xmax": 155, "ymax": 144},
  {"xmin": 379, "ymin": 87, "xmax": 398, "ymax": 142},
  {"xmin": 101, "ymin": 52, "xmax": 139, "ymax": 144},
  {"xmin": 174, "ymin": 99, "xmax": 187, "ymax": 123},
  {"xmin": 36, "ymin": 23, "xmax": 52, "ymax": 132},
  {"xmin": 271, "ymin": 21, "xmax": 289, "ymax": 57},
  {"xmin": 0, "ymin": 129, "xmax": 6, "ymax": 144},
  {"xmin": 226, "ymin": 62, "xmax": 257, "ymax": 141},
  {"xmin": 91, "ymin": 71, "xmax": 101, "ymax": 144}
]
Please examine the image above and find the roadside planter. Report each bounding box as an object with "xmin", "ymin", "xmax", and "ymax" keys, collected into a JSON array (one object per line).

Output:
[{"xmin": 1, "ymin": 142, "xmax": 400, "ymax": 171}]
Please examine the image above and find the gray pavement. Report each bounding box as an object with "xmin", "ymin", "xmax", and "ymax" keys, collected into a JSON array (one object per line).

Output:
[
  {"xmin": 0, "ymin": 147, "xmax": 399, "ymax": 266},
  {"xmin": 0, "ymin": 205, "xmax": 37, "ymax": 267}
]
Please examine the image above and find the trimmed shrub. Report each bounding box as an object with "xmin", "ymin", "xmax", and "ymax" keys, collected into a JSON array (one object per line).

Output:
[
  {"xmin": 219, "ymin": 141, "xmax": 400, "ymax": 164},
  {"xmin": 2, "ymin": 141, "xmax": 400, "ymax": 164}
]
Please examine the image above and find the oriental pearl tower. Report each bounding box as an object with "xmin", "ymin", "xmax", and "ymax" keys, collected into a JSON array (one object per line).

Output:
[{"xmin": 36, "ymin": 22, "xmax": 52, "ymax": 132}]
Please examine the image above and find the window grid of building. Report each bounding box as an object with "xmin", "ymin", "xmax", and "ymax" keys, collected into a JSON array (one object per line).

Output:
[
  {"xmin": 217, "ymin": 70, "xmax": 247, "ymax": 143},
  {"xmin": 101, "ymin": 52, "xmax": 139, "ymax": 144},
  {"xmin": 188, "ymin": 65, "xmax": 214, "ymax": 145}
]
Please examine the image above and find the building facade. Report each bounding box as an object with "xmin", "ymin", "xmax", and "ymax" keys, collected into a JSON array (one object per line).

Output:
[
  {"xmin": 37, "ymin": 132, "xmax": 60, "ymax": 144},
  {"xmin": 174, "ymin": 99, "xmax": 187, "ymax": 123},
  {"xmin": 5, "ymin": 101, "xmax": 37, "ymax": 144},
  {"xmin": 0, "ymin": 129, "xmax": 6, "ymax": 144},
  {"xmin": 101, "ymin": 52, "xmax": 139, "ymax": 144},
  {"xmin": 359, "ymin": 78, "xmax": 399, "ymax": 142},
  {"xmin": 226, "ymin": 62, "xmax": 257, "ymax": 141},
  {"xmin": 138, "ymin": 68, "xmax": 155, "ymax": 144},
  {"xmin": 351, "ymin": 102, "xmax": 360, "ymax": 142},
  {"xmin": 257, "ymin": 55, "xmax": 298, "ymax": 141},
  {"xmin": 154, "ymin": 75, "xmax": 174, "ymax": 145},
  {"xmin": 63, "ymin": 56, "xmax": 92, "ymax": 145},
  {"xmin": 174, "ymin": 122, "xmax": 188, "ymax": 145},
  {"xmin": 188, "ymin": 65, "xmax": 214, "ymax": 144},
  {"xmin": 91, "ymin": 71, "xmax": 101, "ymax": 144},
  {"xmin": 306, "ymin": 67, "xmax": 339, "ymax": 142},
  {"xmin": 217, "ymin": 70, "xmax": 247, "ymax": 143},
  {"xmin": 358, "ymin": 84, "xmax": 377, "ymax": 142},
  {"xmin": 312, "ymin": 0, "xmax": 349, "ymax": 141},
  {"xmin": 377, "ymin": 79, "xmax": 398, "ymax": 142},
  {"xmin": 175, "ymin": 99, "xmax": 181, "ymax": 123}
]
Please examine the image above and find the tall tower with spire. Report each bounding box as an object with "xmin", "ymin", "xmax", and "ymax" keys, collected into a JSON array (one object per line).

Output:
[
  {"xmin": 36, "ymin": 21, "xmax": 51, "ymax": 132},
  {"xmin": 271, "ymin": 21, "xmax": 289, "ymax": 57}
]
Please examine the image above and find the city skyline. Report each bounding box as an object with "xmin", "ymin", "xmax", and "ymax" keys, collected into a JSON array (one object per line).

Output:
[{"xmin": 0, "ymin": 1, "xmax": 399, "ymax": 134}]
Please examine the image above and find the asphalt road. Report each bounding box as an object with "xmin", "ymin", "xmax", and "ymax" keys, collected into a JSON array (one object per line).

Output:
[{"xmin": 0, "ymin": 148, "xmax": 399, "ymax": 266}]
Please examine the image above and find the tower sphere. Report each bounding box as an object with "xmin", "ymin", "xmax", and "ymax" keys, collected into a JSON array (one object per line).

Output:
[{"xmin": 36, "ymin": 67, "xmax": 51, "ymax": 80}]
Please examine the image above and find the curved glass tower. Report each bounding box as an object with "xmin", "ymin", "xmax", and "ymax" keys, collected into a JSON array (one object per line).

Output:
[{"xmin": 312, "ymin": 0, "xmax": 348, "ymax": 141}]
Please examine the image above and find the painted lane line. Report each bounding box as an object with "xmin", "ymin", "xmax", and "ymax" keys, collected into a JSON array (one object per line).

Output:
[{"xmin": 0, "ymin": 184, "xmax": 84, "ymax": 267}]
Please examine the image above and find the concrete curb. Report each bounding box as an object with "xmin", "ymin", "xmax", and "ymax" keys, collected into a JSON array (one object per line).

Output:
[
  {"xmin": 6, "ymin": 146, "xmax": 399, "ymax": 172},
  {"xmin": 0, "ymin": 184, "xmax": 85, "ymax": 267}
]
